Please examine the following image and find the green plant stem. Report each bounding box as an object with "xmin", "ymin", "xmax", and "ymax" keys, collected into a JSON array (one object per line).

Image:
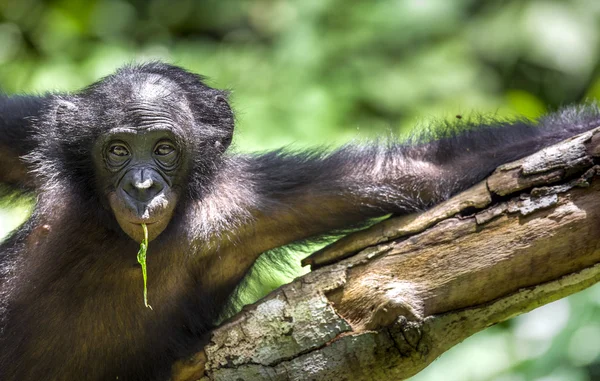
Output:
[{"xmin": 137, "ymin": 223, "xmax": 152, "ymax": 310}]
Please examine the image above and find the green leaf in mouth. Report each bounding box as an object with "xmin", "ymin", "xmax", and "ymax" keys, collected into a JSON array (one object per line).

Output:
[{"xmin": 136, "ymin": 223, "xmax": 152, "ymax": 310}]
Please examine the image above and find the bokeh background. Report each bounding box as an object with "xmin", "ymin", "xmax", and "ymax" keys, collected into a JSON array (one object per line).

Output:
[{"xmin": 1, "ymin": 1, "xmax": 600, "ymax": 380}]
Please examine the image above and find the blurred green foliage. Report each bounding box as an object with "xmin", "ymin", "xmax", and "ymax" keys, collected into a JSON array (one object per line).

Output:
[{"xmin": 1, "ymin": 0, "xmax": 600, "ymax": 380}]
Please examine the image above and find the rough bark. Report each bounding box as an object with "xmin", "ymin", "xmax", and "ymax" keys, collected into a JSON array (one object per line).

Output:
[{"xmin": 172, "ymin": 127, "xmax": 600, "ymax": 381}]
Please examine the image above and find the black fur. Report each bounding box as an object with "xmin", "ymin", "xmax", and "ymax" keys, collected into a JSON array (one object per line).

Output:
[
  {"xmin": 0, "ymin": 94, "xmax": 47, "ymax": 194},
  {"xmin": 0, "ymin": 62, "xmax": 599, "ymax": 380}
]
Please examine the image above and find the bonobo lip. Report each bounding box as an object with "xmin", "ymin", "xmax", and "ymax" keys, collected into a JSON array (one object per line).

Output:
[
  {"xmin": 126, "ymin": 219, "xmax": 158, "ymax": 225},
  {"xmin": 128, "ymin": 221, "xmax": 157, "ymax": 226}
]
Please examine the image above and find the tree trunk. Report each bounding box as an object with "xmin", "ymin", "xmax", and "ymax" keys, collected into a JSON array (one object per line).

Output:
[{"xmin": 172, "ymin": 127, "xmax": 600, "ymax": 381}]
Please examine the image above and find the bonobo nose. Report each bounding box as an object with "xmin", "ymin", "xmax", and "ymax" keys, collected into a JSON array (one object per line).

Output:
[{"xmin": 123, "ymin": 168, "xmax": 165, "ymax": 202}]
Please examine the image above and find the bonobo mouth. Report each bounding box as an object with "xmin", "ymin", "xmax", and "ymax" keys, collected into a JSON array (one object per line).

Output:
[
  {"xmin": 127, "ymin": 220, "xmax": 158, "ymax": 226},
  {"xmin": 108, "ymin": 190, "xmax": 179, "ymax": 242},
  {"xmin": 129, "ymin": 214, "xmax": 161, "ymax": 224}
]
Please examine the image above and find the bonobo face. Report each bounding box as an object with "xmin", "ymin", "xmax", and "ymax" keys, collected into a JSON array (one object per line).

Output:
[
  {"xmin": 95, "ymin": 125, "xmax": 185, "ymax": 242},
  {"xmin": 70, "ymin": 65, "xmax": 235, "ymax": 242}
]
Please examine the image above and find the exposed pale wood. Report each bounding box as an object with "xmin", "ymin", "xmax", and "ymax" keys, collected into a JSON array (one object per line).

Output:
[
  {"xmin": 302, "ymin": 181, "xmax": 492, "ymax": 269},
  {"xmin": 173, "ymin": 127, "xmax": 600, "ymax": 381}
]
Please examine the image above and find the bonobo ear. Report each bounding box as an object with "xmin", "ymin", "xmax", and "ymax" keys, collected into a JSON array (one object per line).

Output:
[
  {"xmin": 51, "ymin": 98, "xmax": 78, "ymax": 123},
  {"xmin": 213, "ymin": 93, "xmax": 234, "ymax": 152}
]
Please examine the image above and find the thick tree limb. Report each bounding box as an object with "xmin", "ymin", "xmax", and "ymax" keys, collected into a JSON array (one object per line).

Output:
[{"xmin": 173, "ymin": 127, "xmax": 600, "ymax": 381}]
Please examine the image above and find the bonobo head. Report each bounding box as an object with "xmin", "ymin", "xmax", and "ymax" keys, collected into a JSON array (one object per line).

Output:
[{"xmin": 32, "ymin": 63, "xmax": 234, "ymax": 242}]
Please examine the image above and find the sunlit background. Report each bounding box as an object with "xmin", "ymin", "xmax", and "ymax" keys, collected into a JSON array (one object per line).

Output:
[{"xmin": 1, "ymin": 1, "xmax": 600, "ymax": 380}]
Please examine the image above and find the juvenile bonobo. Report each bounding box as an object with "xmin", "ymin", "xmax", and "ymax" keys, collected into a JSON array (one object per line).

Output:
[{"xmin": 0, "ymin": 62, "xmax": 599, "ymax": 380}]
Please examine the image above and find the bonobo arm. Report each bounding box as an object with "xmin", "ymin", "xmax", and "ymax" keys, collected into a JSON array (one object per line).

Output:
[
  {"xmin": 0, "ymin": 94, "xmax": 47, "ymax": 192},
  {"xmin": 212, "ymin": 105, "xmax": 600, "ymax": 257}
]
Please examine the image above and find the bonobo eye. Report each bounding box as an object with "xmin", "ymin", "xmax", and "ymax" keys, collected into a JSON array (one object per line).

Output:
[
  {"xmin": 105, "ymin": 142, "xmax": 131, "ymax": 170},
  {"xmin": 153, "ymin": 141, "xmax": 178, "ymax": 170},
  {"xmin": 108, "ymin": 143, "xmax": 130, "ymax": 158},
  {"xmin": 154, "ymin": 142, "xmax": 176, "ymax": 156}
]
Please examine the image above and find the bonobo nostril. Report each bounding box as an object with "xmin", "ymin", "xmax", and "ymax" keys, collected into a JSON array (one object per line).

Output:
[{"xmin": 122, "ymin": 168, "xmax": 165, "ymax": 202}]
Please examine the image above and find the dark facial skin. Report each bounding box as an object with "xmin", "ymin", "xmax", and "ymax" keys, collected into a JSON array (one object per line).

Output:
[
  {"xmin": 99, "ymin": 129, "xmax": 180, "ymax": 242},
  {"xmin": 93, "ymin": 103, "xmax": 189, "ymax": 242}
]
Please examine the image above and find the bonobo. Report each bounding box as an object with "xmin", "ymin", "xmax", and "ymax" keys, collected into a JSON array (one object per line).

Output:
[{"xmin": 0, "ymin": 62, "xmax": 598, "ymax": 380}]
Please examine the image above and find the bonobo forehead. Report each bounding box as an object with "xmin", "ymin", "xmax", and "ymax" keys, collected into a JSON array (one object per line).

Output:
[
  {"xmin": 117, "ymin": 74, "xmax": 194, "ymax": 133},
  {"xmin": 122, "ymin": 99, "xmax": 187, "ymax": 135}
]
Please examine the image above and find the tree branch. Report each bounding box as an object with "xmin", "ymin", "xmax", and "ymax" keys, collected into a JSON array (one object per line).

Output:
[{"xmin": 173, "ymin": 127, "xmax": 600, "ymax": 381}]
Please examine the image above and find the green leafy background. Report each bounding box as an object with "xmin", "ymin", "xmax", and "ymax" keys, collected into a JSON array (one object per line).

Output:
[{"xmin": 1, "ymin": 1, "xmax": 600, "ymax": 380}]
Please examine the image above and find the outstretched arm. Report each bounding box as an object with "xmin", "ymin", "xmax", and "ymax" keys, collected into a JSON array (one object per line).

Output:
[
  {"xmin": 0, "ymin": 94, "xmax": 47, "ymax": 193},
  {"xmin": 208, "ymin": 104, "xmax": 600, "ymax": 257}
]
